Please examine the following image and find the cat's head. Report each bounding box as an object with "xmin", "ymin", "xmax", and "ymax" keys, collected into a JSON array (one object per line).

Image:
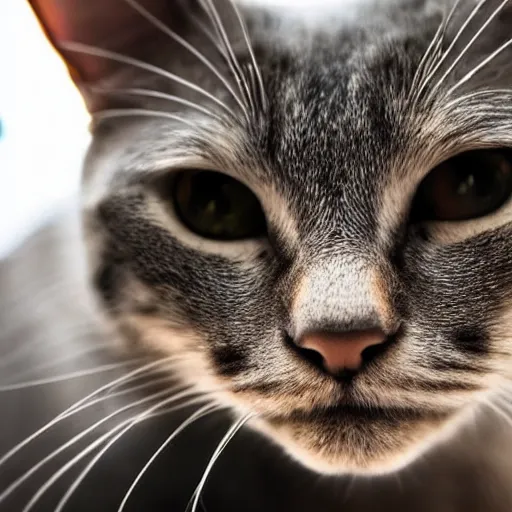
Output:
[{"xmin": 31, "ymin": 0, "xmax": 512, "ymax": 475}]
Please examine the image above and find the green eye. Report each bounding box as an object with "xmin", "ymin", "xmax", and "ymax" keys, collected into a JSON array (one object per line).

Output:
[
  {"xmin": 172, "ymin": 170, "xmax": 267, "ymax": 240},
  {"xmin": 411, "ymin": 149, "xmax": 512, "ymax": 222}
]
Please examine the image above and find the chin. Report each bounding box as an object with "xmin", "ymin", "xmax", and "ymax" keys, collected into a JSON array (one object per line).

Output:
[{"xmin": 255, "ymin": 404, "xmax": 452, "ymax": 476}]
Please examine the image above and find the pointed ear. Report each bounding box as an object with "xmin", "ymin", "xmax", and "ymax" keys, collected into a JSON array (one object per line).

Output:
[
  {"xmin": 28, "ymin": 0, "xmax": 194, "ymax": 109},
  {"xmin": 28, "ymin": 0, "xmax": 256, "ymax": 112},
  {"xmin": 28, "ymin": 0, "xmax": 183, "ymax": 82}
]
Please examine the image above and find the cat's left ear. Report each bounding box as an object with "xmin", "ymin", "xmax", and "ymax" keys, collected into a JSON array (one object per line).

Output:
[{"xmin": 27, "ymin": 0, "xmax": 207, "ymax": 111}]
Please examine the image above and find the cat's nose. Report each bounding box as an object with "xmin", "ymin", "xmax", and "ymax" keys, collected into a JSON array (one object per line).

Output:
[{"xmin": 298, "ymin": 328, "xmax": 387, "ymax": 376}]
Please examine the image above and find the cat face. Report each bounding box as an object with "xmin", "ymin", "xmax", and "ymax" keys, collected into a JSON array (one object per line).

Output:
[{"xmin": 32, "ymin": 0, "xmax": 512, "ymax": 475}]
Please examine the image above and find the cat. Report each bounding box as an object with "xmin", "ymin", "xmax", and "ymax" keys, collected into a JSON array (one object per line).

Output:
[{"xmin": 1, "ymin": 0, "xmax": 512, "ymax": 510}]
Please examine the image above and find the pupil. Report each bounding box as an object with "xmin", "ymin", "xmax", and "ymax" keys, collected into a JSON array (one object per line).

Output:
[
  {"xmin": 193, "ymin": 174, "xmax": 232, "ymax": 217},
  {"xmin": 215, "ymin": 185, "xmax": 233, "ymax": 216}
]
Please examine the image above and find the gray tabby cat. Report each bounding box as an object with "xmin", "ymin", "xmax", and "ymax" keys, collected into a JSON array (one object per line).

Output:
[{"xmin": 1, "ymin": 0, "xmax": 511, "ymax": 510}]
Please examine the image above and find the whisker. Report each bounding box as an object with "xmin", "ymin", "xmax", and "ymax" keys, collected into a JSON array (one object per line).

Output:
[
  {"xmin": 54, "ymin": 397, "xmax": 214, "ymax": 512},
  {"xmin": 0, "ymin": 279, "xmax": 86, "ymax": 327},
  {"xmin": 121, "ymin": 0, "xmax": 246, "ymax": 115},
  {"xmin": 485, "ymin": 400, "xmax": 512, "ymax": 427},
  {"xmin": 19, "ymin": 392, "xmax": 202, "ymax": 512},
  {"xmin": 102, "ymin": 375, "xmax": 176, "ymax": 398},
  {"xmin": 92, "ymin": 108, "xmax": 203, "ymax": 128},
  {"xmin": 90, "ymin": 87, "xmax": 224, "ymax": 121},
  {"xmin": 0, "ymin": 320, "xmax": 101, "ymax": 372},
  {"xmin": 61, "ymin": 356, "xmax": 188, "ymax": 416},
  {"xmin": 199, "ymin": 0, "xmax": 254, "ymax": 114},
  {"xmin": 0, "ymin": 386, "xmax": 188, "ymax": 503},
  {"xmin": 4, "ymin": 343, "xmax": 111, "ymax": 384},
  {"xmin": 494, "ymin": 394, "xmax": 512, "ymax": 410},
  {"xmin": 186, "ymin": 7, "xmax": 229, "ymax": 60},
  {"xmin": 409, "ymin": 0, "xmax": 464, "ymax": 107},
  {"xmin": 228, "ymin": 0, "xmax": 267, "ymax": 112},
  {"xmin": 0, "ymin": 374, "xmax": 176, "ymax": 485},
  {"xmin": 0, "ymin": 359, "xmax": 144, "ymax": 392},
  {"xmin": 0, "ymin": 357, "xmax": 179, "ymax": 470},
  {"xmin": 100, "ymin": 362, "xmax": 184, "ymax": 398},
  {"xmin": 187, "ymin": 413, "xmax": 254, "ymax": 512},
  {"xmin": 428, "ymin": 0, "xmax": 510, "ymax": 100},
  {"xmin": 408, "ymin": 13, "xmax": 445, "ymax": 102},
  {"xmin": 117, "ymin": 403, "xmax": 223, "ymax": 511},
  {"xmin": 446, "ymin": 35, "xmax": 512, "ymax": 96},
  {"xmin": 60, "ymin": 41, "xmax": 237, "ymax": 119},
  {"xmin": 443, "ymin": 88, "xmax": 512, "ymax": 109},
  {"xmin": 342, "ymin": 475, "xmax": 358, "ymax": 505},
  {"xmin": 414, "ymin": 0, "xmax": 485, "ymax": 101}
]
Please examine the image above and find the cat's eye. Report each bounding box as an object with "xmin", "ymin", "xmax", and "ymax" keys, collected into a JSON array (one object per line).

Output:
[
  {"xmin": 411, "ymin": 149, "xmax": 512, "ymax": 222},
  {"xmin": 172, "ymin": 170, "xmax": 267, "ymax": 240}
]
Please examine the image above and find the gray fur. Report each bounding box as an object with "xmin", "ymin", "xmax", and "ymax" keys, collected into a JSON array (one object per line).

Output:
[{"xmin": 1, "ymin": 0, "xmax": 512, "ymax": 509}]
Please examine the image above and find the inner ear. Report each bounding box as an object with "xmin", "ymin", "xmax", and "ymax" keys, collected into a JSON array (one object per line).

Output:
[{"xmin": 29, "ymin": 0, "xmax": 182, "ymax": 84}]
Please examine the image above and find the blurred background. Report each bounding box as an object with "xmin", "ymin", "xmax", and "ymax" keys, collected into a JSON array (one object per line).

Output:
[{"xmin": 0, "ymin": 0, "xmax": 90, "ymax": 258}]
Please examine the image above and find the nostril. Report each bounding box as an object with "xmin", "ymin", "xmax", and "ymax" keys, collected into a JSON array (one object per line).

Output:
[
  {"xmin": 361, "ymin": 334, "xmax": 396, "ymax": 365},
  {"xmin": 361, "ymin": 341, "xmax": 386, "ymax": 363},
  {"xmin": 285, "ymin": 334, "xmax": 325, "ymax": 369}
]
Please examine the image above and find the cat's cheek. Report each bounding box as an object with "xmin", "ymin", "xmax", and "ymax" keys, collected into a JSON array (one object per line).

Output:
[
  {"xmin": 487, "ymin": 305, "xmax": 512, "ymax": 378},
  {"xmin": 114, "ymin": 314, "xmax": 225, "ymax": 391}
]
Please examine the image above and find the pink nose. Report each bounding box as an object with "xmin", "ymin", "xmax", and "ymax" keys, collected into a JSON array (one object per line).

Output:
[{"xmin": 300, "ymin": 329, "xmax": 387, "ymax": 374}]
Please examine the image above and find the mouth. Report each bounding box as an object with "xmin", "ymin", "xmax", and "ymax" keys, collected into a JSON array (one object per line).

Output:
[
  {"xmin": 290, "ymin": 400, "xmax": 425, "ymax": 423},
  {"xmin": 260, "ymin": 399, "xmax": 448, "ymax": 476},
  {"xmin": 270, "ymin": 400, "xmax": 427, "ymax": 437}
]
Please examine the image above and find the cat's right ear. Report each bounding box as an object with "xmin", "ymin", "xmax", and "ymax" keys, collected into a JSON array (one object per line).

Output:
[{"xmin": 28, "ymin": 0, "xmax": 196, "ymax": 111}]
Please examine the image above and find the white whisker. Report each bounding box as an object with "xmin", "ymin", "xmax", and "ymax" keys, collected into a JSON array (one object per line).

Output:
[
  {"xmin": 187, "ymin": 8, "xmax": 229, "ymax": 60},
  {"xmin": 121, "ymin": 0, "xmax": 246, "ymax": 116},
  {"xmin": 229, "ymin": 0, "xmax": 267, "ymax": 112},
  {"xmin": 0, "ymin": 386, "xmax": 188, "ymax": 503},
  {"xmin": 494, "ymin": 395, "xmax": 512, "ymax": 411},
  {"xmin": 90, "ymin": 87, "xmax": 224, "ymax": 122},
  {"xmin": 447, "ymin": 35, "xmax": 512, "ymax": 96},
  {"xmin": 415, "ymin": 0, "xmax": 486, "ymax": 100},
  {"xmin": 62, "ymin": 356, "xmax": 186, "ymax": 416},
  {"xmin": 429, "ymin": 0, "xmax": 510, "ymax": 100},
  {"xmin": 0, "ymin": 320, "xmax": 100, "ymax": 372},
  {"xmin": 0, "ymin": 357, "xmax": 179, "ymax": 470},
  {"xmin": 60, "ymin": 41, "xmax": 237, "ymax": 119},
  {"xmin": 199, "ymin": 0, "xmax": 254, "ymax": 114},
  {"xmin": 54, "ymin": 396, "xmax": 213, "ymax": 512},
  {"xmin": 188, "ymin": 413, "xmax": 254, "ymax": 512},
  {"xmin": 17, "ymin": 392, "xmax": 205, "ymax": 512},
  {"xmin": 483, "ymin": 399, "xmax": 512, "ymax": 428},
  {"xmin": 103, "ymin": 375, "xmax": 176, "ymax": 397},
  {"xmin": 0, "ymin": 359, "xmax": 144, "ymax": 392},
  {"xmin": 118, "ymin": 403, "xmax": 223, "ymax": 511},
  {"xmin": 92, "ymin": 108, "xmax": 202, "ymax": 128},
  {"xmin": 409, "ymin": 13, "xmax": 445, "ymax": 103},
  {"xmin": 342, "ymin": 475, "xmax": 358, "ymax": 505},
  {"xmin": 4, "ymin": 343, "xmax": 111, "ymax": 384},
  {"xmin": 443, "ymin": 88, "xmax": 512, "ymax": 109}
]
